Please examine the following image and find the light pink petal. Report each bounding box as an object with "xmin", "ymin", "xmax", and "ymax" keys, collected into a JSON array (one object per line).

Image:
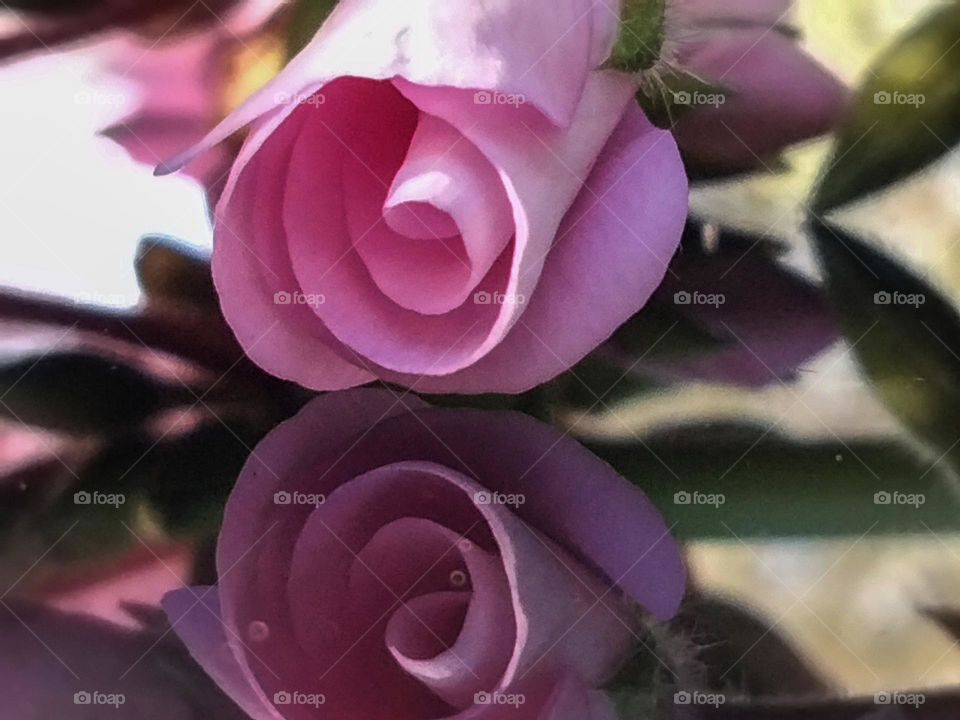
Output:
[
  {"xmin": 105, "ymin": 115, "xmax": 231, "ymax": 193},
  {"xmin": 392, "ymin": 73, "xmax": 637, "ymax": 359},
  {"xmin": 107, "ymin": 32, "xmax": 219, "ymax": 122},
  {"xmin": 206, "ymin": 390, "xmax": 682, "ymax": 719},
  {"xmin": 222, "ymin": 390, "xmax": 684, "ymax": 624},
  {"xmin": 343, "ymin": 409, "xmax": 687, "ymax": 621},
  {"xmin": 211, "ymin": 96, "xmax": 374, "ymax": 389},
  {"xmin": 211, "ymin": 390, "xmax": 429, "ymax": 715},
  {"xmin": 162, "ymin": 587, "xmax": 281, "ymax": 720},
  {"xmin": 284, "ymin": 461, "xmax": 633, "ymax": 712},
  {"xmin": 285, "ymin": 482, "xmax": 507, "ymax": 716},
  {"xmin": 103, "ymin": 30, "xmax": 230, "ymax": 190},
  {"xmin": 386, "ymin": 537, "xmax": 513, "ymax": 707},
  {"xmin": 675, "ymin": 28, "xmax": 847, "ymax": 170},
  {"xmin": 159, "ymin": 0, "xmax": 620, "ymax": 173},
  {"xmin": 386, "ymin": 102, "xmax": 687, "ymax": 393},
  {"xmin": 280, "ymin": 79, "xmax": 507, "ymax": 375},
  {"xmin": 362, "ymin": 113, "xmax": 514, "ymax": 315}
]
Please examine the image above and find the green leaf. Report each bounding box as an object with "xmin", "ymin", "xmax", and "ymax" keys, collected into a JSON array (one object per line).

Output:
[
  {"xmin": 40, "ymin": 439, "xmax": 156, "ymax": 563},
  {"xmin": 285, "ymin": 0, "xmax": 339, "ymax": 59},
  {"xmin": 9, "ymin": 422, "xmax": 264, "ymax": 574},
  {"xmin": 135, "ymin": 235, "xmax": 216, "ymax": 309},
  {"xmin": 0, "ymin": 353, "xmax": 175, "ymax": 435},
  {"xmin": 592, "ymin": 431, "xmax": 960, "ymax": 539},
  {"xmin": 144, "ymin": 423, "xmax": 265, "ymax": 538},
  {"xmin": 811, "ymin": 220, "xmax": 960, "ymax": 466},
  {"xmin": 605, "ymin": 0, "xmax": 667, "ymax": 73},
  {"xmin": 814, "ymin": 2, "xmax": 960, "ymax": 212}
]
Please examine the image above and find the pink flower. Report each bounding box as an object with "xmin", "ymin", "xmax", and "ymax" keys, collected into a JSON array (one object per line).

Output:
[
  {"xmin": 604, "ymin": 225, "xmax": 839, "ymax": 387},
  {"xmin": 163, "ymin": 389, "xmax": 685, "ymax": 720},
  {"xmin": 0, "ymin": 602, "xmax": 247, "ymax": 719},
  {"xmin": 161, "ymin": 0, "xmax": 689, "ymax": 394},
  {"xmin": 669, "ymin": 0, "xmax": 847, "ymax": 172},
  {"xmin": 103, "ymin": 0, "xmax": 281, "ymax": 202},
  {"xmin": 103, "ymin": 31, "xmax": 234, "ymax": 202}
]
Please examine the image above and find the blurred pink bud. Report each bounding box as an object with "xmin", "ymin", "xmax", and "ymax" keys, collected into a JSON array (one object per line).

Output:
[{"xmin": 668, "ymin": 0, "xmax": 847, "ymax": 173}]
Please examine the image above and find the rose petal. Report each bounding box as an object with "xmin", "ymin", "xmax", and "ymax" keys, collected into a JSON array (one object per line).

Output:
[
  {"xmin": 211, "ymin": 95, "xmax": 374, "ymax": 388},
  {"xmin": 158, "ymin": 0, "xmax": 618, "ymax": 173},
  {"xmin": 219, "ymin": 391, "xmax": 682, "ymax": 657},
  {"xmin": 337, "ymin": 412, "xmax": 686, "ymax": 621},
  {"xmin": 364, "ymin": 112, "xmax": 514, "ymax": 315},
  {"xmin": 390, "ymin": 73, "xmax": 638, "ymax": 367},
  {"xmin": 385, "ymin": 101, "xmax": 687, "ymax": 392},
  {"xmin": 162, "ymin": 587, "xmax": 280, "ymax": 720},
  {"xmin": 280, "ymin": 79, "xmax": 507, "ymax": 375},
  {"xmin": 285, "ymin": 461, "xmax": 632, "ymax": 705},
  {"xmin": 209, "ymin": 390, "xmax": 429, "ymax": 716},
  {"xmin": 386, "ymin": 540, "xmax": 514, "ymax": 707},
  {"xmin": 172, "ymin": 390, "xmax": 683, "ymax": 720},
  {"xmin": 674, "ymin": 28, "xmax": 847, "ymax": 170}
]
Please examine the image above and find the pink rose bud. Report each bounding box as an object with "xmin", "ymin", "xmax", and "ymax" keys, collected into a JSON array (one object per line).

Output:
[
  {"xmin": 159, "ymin": 0, "xmax": 689, "ymax": 393},
  {"xmin": 163, "ymin": 389, "xmax": 685, "ymax": 720},
  {"xmin": 669, "ymin": 0, "xmax": 847, "ymax": 172}
]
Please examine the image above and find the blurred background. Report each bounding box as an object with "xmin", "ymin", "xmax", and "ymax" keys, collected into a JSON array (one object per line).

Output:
[{"xmin": 2, "ymin": 0, "xmax": 960, "ymax": 713}]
